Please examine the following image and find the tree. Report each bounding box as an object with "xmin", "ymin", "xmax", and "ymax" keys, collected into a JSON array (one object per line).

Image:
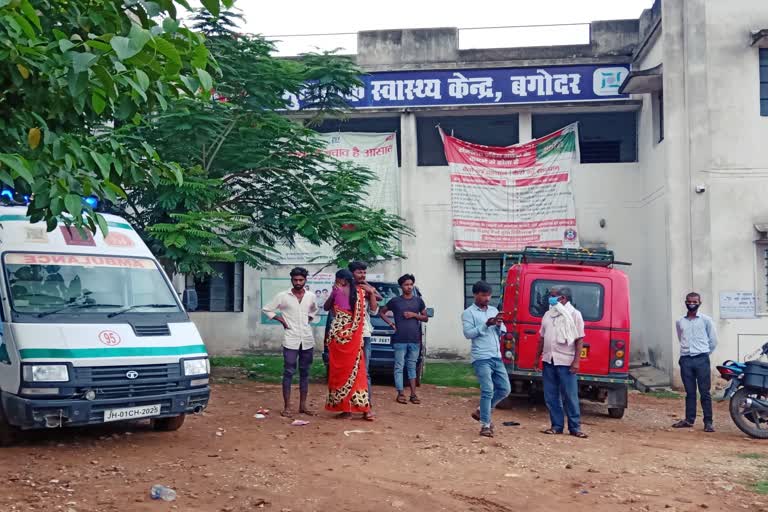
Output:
[
  {"xmin": 110, "ymin": 10, "xmax": 411, "ymax": 275},
  {"xmin": 0, "ymin": 0, "xmax": 232, "ymax": 234}
]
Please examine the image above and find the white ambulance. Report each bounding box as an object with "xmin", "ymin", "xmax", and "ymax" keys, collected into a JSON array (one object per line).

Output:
[{"xmin": 0, "ymin": 206, "xmax": 210, "ymax": 444}]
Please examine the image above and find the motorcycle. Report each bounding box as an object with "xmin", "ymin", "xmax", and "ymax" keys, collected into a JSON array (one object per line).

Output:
[{"xmin": 717, "ymin": 342, "xmax": 768, "ymax": 439}]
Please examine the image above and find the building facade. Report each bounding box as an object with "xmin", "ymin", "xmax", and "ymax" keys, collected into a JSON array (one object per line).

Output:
[{"xmin": 190, "ymin": 0, "xmax": 768, "ymax": 384}]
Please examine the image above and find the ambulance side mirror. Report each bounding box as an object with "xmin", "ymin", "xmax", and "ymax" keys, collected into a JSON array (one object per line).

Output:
[{"xmin": 182, "ymin": 288, "xmax": 198, "ymax": 312}]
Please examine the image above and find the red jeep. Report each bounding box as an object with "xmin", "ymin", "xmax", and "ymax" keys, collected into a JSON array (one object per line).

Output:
[{"xmin": 499, "ymin": 247, "xmax": 631, "ymax": 418}]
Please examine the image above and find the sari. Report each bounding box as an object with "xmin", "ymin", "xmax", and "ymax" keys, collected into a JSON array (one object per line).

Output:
[{"xmin": 325, "ymin": 287, "xmax": 371, "ymax": 413}]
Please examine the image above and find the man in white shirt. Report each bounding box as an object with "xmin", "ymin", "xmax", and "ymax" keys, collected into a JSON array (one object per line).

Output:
[
  {"xmin": 535, "ymin": 287, "xmax": 588, "ymax": 438},
  {"xmin": 262, "ymin": 267, "xmax": 319, "ymax": 417}
]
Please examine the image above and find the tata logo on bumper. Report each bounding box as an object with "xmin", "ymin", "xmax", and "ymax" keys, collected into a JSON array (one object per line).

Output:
[{"xmin": 126, "ymin": 371, "xmax": 139, "ymax": 380}]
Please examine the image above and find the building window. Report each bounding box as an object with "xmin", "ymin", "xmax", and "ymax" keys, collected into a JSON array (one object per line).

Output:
[
  {"xmin": 532, "ymin": 112, "xmax": 637, "ymax": 163},
  {"xmin": 313, "ymin": 116, "xmax": 402, "ymax": 166},
  {"xmin": 417, "ymin": 114, "xmax": 520, "ymax": 166},
  {"xmin": 194, "ymin": 262, "xmax": 244, "ymax": 312},
  {"xmin": 463, "ymin": 258, "xmax": 503, "ymax": 309},
  {"xmin": 760, "ymin": 49, "xmax": 768, "ymax": 116}
]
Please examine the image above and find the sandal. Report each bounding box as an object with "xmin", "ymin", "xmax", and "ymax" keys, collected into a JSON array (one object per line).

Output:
[
  {"xmin": 409, "ymin": 395, "xmax": 421, "ymax": 405},
  {"xmin": 570, "ymin": 431, "xmax": 589, "ymax": 439},
  {"xmin": 363, "ymin": 411, "xmax": 376, "ymax": 421},
  {"xmin": 396, "ymin": 394, "xmax": 408, "ymax": 404},
  {"xmin": 541, "ymin": 429, "xmax": 563, "ymax": 435},
  {"xmin": 471, "ymin": 408, "xmax": 481, "ymax": 422},
  {"xmin": 280, "ymin": 409, "xmax": 295, "ymax": 418},
  {"xmin": 479, "ymin": 426, "xmax": 494, "ymax": 438}
]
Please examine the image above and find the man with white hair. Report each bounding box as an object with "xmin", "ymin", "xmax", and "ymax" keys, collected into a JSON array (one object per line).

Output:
[{"xmin": 534, "ymin": 287, "xmax": 588, "ymax": 438}]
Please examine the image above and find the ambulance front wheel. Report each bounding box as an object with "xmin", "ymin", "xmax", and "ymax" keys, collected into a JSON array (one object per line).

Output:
[
  {"xmin": 0, "ymin": 405, "xmax": 21, "ymax": 446},
  {"xmin": 152, "ymin": 414, "xmax": 186, "ymax": 431}
]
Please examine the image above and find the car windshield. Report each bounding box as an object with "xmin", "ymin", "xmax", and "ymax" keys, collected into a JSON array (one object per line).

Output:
[
  {"xmin": 4, "ymin": 253, "xmax": 181, "ymax": 316},
  {"xmin": 371, "ymin": 282, "xmax": 402, "ymax": 306}
]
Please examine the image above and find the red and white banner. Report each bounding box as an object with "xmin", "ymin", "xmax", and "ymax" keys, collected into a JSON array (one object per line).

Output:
[{"xmin": 442, "ymin": 123, "xmax": 580, "ymax": 252}]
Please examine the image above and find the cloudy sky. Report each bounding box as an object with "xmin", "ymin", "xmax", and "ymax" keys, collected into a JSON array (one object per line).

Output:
[{"xmin": 183, "ymin": 0, "xmax": 655, "ymax": 55}]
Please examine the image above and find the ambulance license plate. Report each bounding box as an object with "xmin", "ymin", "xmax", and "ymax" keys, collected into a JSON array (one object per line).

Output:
[
  {"xmin": 104, "ymin": 404, "xmax": 161, "ymax": 423},
  {"xmin": 370, "ymin": 336, "xmax": 390, "ymax": 345},
  {"xmin": 580, "ymin": 347, "xmax": 588, "ymax": 359}
]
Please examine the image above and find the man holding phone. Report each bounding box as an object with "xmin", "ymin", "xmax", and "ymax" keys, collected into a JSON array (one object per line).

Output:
[{"xmin": 461, "ymin": 281, "xmax": 511, "ymax": 438}]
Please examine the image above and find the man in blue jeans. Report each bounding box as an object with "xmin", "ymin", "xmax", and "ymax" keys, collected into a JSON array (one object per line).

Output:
[
  {"xmin": 462, "ymin": 281, "xmax": 511, "ymax": 437},
  {"xmin": 535, "ymin": 287, "xmax": 588, "ymax": 438},
  {"xmin": 380, "ymin": 274, "xmax": 428, "ymax": 405}
]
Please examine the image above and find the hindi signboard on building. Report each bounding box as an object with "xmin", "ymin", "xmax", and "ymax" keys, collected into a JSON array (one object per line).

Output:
[
  {"xmin": 442, "ymin": 123, "xmax": 580, "ymax": 252},
  {"xmin": 719, "ymin": 291, "xmax": 756, "ymax": 319},
  {"xmin": 273, "ymin": 132, "xmax": 399, "ymax": 264},
  {"xmin": 283, "ymin": 65, "xmax": 629, "ymax": 110}
]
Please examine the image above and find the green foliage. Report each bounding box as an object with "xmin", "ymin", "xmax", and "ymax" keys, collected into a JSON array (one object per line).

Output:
[
  {"xmin": 110, "ymin": 9, "xmax": 412, "ymax": 275},
  {"xmin": 0, "ymin": 0, "xmax": 232, "ymax": 230}
]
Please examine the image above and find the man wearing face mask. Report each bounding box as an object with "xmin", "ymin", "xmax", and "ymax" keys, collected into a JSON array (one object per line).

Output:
[
  {"xmin": 535, "ymin": 287, "xmax": 588, "ymax": 438},
  {"xmin": 672, "ymin": 292, "xmax": 717, "ymax": 432}
]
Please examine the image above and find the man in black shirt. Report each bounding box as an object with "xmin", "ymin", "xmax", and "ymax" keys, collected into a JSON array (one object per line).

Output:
[{"xmin": 379, "ymin": 274, "xmax": 428, "ymax": 404}]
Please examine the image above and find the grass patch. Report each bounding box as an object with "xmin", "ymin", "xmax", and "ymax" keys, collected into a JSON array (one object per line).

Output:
[
  {"xmin": 739, "ymin": 453, "xmax": 767, "ymax": 460},
  {"xmin": 211, "ymin": 356, "xmax": 480, "ymax": 389},
  {"xmin": 211, "ymin": 355, "xmax": 326, "ymax": 384},
  {"xmin": 755, "ymin": 481, "xmax": 768, "ymax": 495},
  {"xmin": 646, "ymin": 389, "xmax": 682, "ymax": 399},
  {"xmin": 423, "ymin": 362, "xmax": 478, "ymax": 389}
]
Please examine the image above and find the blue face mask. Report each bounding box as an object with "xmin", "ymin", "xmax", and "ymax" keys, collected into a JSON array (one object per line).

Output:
[{"xmin": 548, "ymin": 297, "xmax": 559, "ymax": 306}]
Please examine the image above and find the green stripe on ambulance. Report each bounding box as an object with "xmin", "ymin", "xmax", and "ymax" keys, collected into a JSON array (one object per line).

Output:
[{"xmin": 19, "ymin": 344, "xmax": 207, "ymax": 359}]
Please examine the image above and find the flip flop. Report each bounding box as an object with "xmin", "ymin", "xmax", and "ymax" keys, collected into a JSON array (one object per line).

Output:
[
  {"xmin": 471, "ymin": 409, "xmax": 481, "ymax": 422},
  {"xmin": 396, "ymin": 395, "xmax": 408, "ymax": 404},
  {"xmin": 280, "ymin": 410, "xmax": 295, "ymax": 418},
  {"xmin": 299, "ymin": 409, "xmax": 316, "ymax": 416},
  {"xmin": 570, "ymin": 431, "xmax": 589, "ymax": 439},
  {"xmin": 541, "ymin": 429, "xmax": 563, "ymax": 435},
  {"xmin": 409, "ymin": 395, "xmax": 421, "ymax": 404},
  {"xmin": 363, "ymin": 411, "xmax": 376, "ymax": 421}
]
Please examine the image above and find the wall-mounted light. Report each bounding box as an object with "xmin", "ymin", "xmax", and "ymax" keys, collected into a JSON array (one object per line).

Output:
[{"xmin": 599, "ymin": 218, "xmax": 606, "ymax": 229}]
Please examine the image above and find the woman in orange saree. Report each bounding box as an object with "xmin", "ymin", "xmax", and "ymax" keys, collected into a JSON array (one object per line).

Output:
[{"xmin": 325, "ymin": 269, "xmax": 371, "ymax": 417}]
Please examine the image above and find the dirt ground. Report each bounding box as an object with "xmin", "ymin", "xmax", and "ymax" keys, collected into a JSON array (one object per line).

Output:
[{"xmin": 1, "ymin": 380, "xmax": 767, "ymax": 512}]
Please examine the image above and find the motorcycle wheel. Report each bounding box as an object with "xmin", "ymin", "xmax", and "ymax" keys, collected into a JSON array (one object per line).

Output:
[{"xmin": 729, "ymin": 387, "xmax": 768, "ymax": 439}]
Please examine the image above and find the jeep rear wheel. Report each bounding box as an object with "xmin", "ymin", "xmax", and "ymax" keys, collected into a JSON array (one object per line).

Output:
[
  {"xmin": 608, "ymin": 407, "xmax": 625, "ymax": 419},
  {"xmin": 152, "ymin": 415, "xmax": 186, "ymax": 432}
]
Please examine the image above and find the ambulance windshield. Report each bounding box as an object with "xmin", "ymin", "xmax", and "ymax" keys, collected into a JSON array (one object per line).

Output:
[{"xmin": 3, "ymin": 253, "xmax": 181, "ymax": 316}]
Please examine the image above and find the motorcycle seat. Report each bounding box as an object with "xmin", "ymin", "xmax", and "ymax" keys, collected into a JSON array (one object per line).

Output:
[{"xmin": 745, "ymin": 360, "xmax": 768, "ymax": 370}]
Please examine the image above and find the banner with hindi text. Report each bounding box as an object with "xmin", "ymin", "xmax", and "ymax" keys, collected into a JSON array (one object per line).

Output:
[
  {"xmin": 442, "ymin": 123, "xmax": 580, "ymax": 252},
  {"xmin": 273, "ymin": 132, "xmax": 399, "ymax": 264}
]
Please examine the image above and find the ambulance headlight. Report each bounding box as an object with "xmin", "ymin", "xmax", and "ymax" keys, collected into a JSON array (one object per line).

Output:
[
  {"xmin": 23, "ymin": 365, "xmax": 69, "ymax": 382},
  {"xmin": 183, "ymin": 358, "xmax": 209, "ymax": 376}
]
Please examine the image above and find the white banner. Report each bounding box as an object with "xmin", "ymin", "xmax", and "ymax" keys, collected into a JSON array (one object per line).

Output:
[
  {"xmin": 274, "ymin": 132, "xmax": 399, "ymax": 264},
  {"xmin": 442, "ymin": 123, "xmax": 580, "ymax": 252}
]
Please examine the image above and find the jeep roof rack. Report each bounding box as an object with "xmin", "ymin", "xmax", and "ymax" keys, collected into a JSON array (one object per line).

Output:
[{"xmin": 503, "ymin": 246, "xmax": 631, "ymax": 269}]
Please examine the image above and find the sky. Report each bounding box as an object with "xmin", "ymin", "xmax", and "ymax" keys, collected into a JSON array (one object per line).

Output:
[{"xmin": 183, "ymin": 0, "xmax": 655, "ymax": 55}]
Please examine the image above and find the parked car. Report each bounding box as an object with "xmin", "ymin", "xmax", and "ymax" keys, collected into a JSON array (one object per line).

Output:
[
  {"xmin": 500, "ymin": 247, "xmax": 631, "ymax": 418},
  {"xmin": 322, "ymin": 281, "xmax": 433, "ymax": 383}
]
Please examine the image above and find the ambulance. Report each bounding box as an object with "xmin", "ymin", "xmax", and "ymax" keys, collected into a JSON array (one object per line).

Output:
[{"xmin": 0, "ymin": 206, "xmax": 210, "ymax": 445}]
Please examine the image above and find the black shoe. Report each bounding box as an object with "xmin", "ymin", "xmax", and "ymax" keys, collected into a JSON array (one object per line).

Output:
[
  {"xmin": 704, "ymin": 423, "xmax": 715, "ymax": 433},
  {"xmin": 672, "ymin": 420, "xmax": 693, "ymax": 428}
]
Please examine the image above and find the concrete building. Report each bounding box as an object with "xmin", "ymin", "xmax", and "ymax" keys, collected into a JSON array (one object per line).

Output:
[{"xmin": 190, "ymin": 0, "xmax": 768, "ymax": 385}]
